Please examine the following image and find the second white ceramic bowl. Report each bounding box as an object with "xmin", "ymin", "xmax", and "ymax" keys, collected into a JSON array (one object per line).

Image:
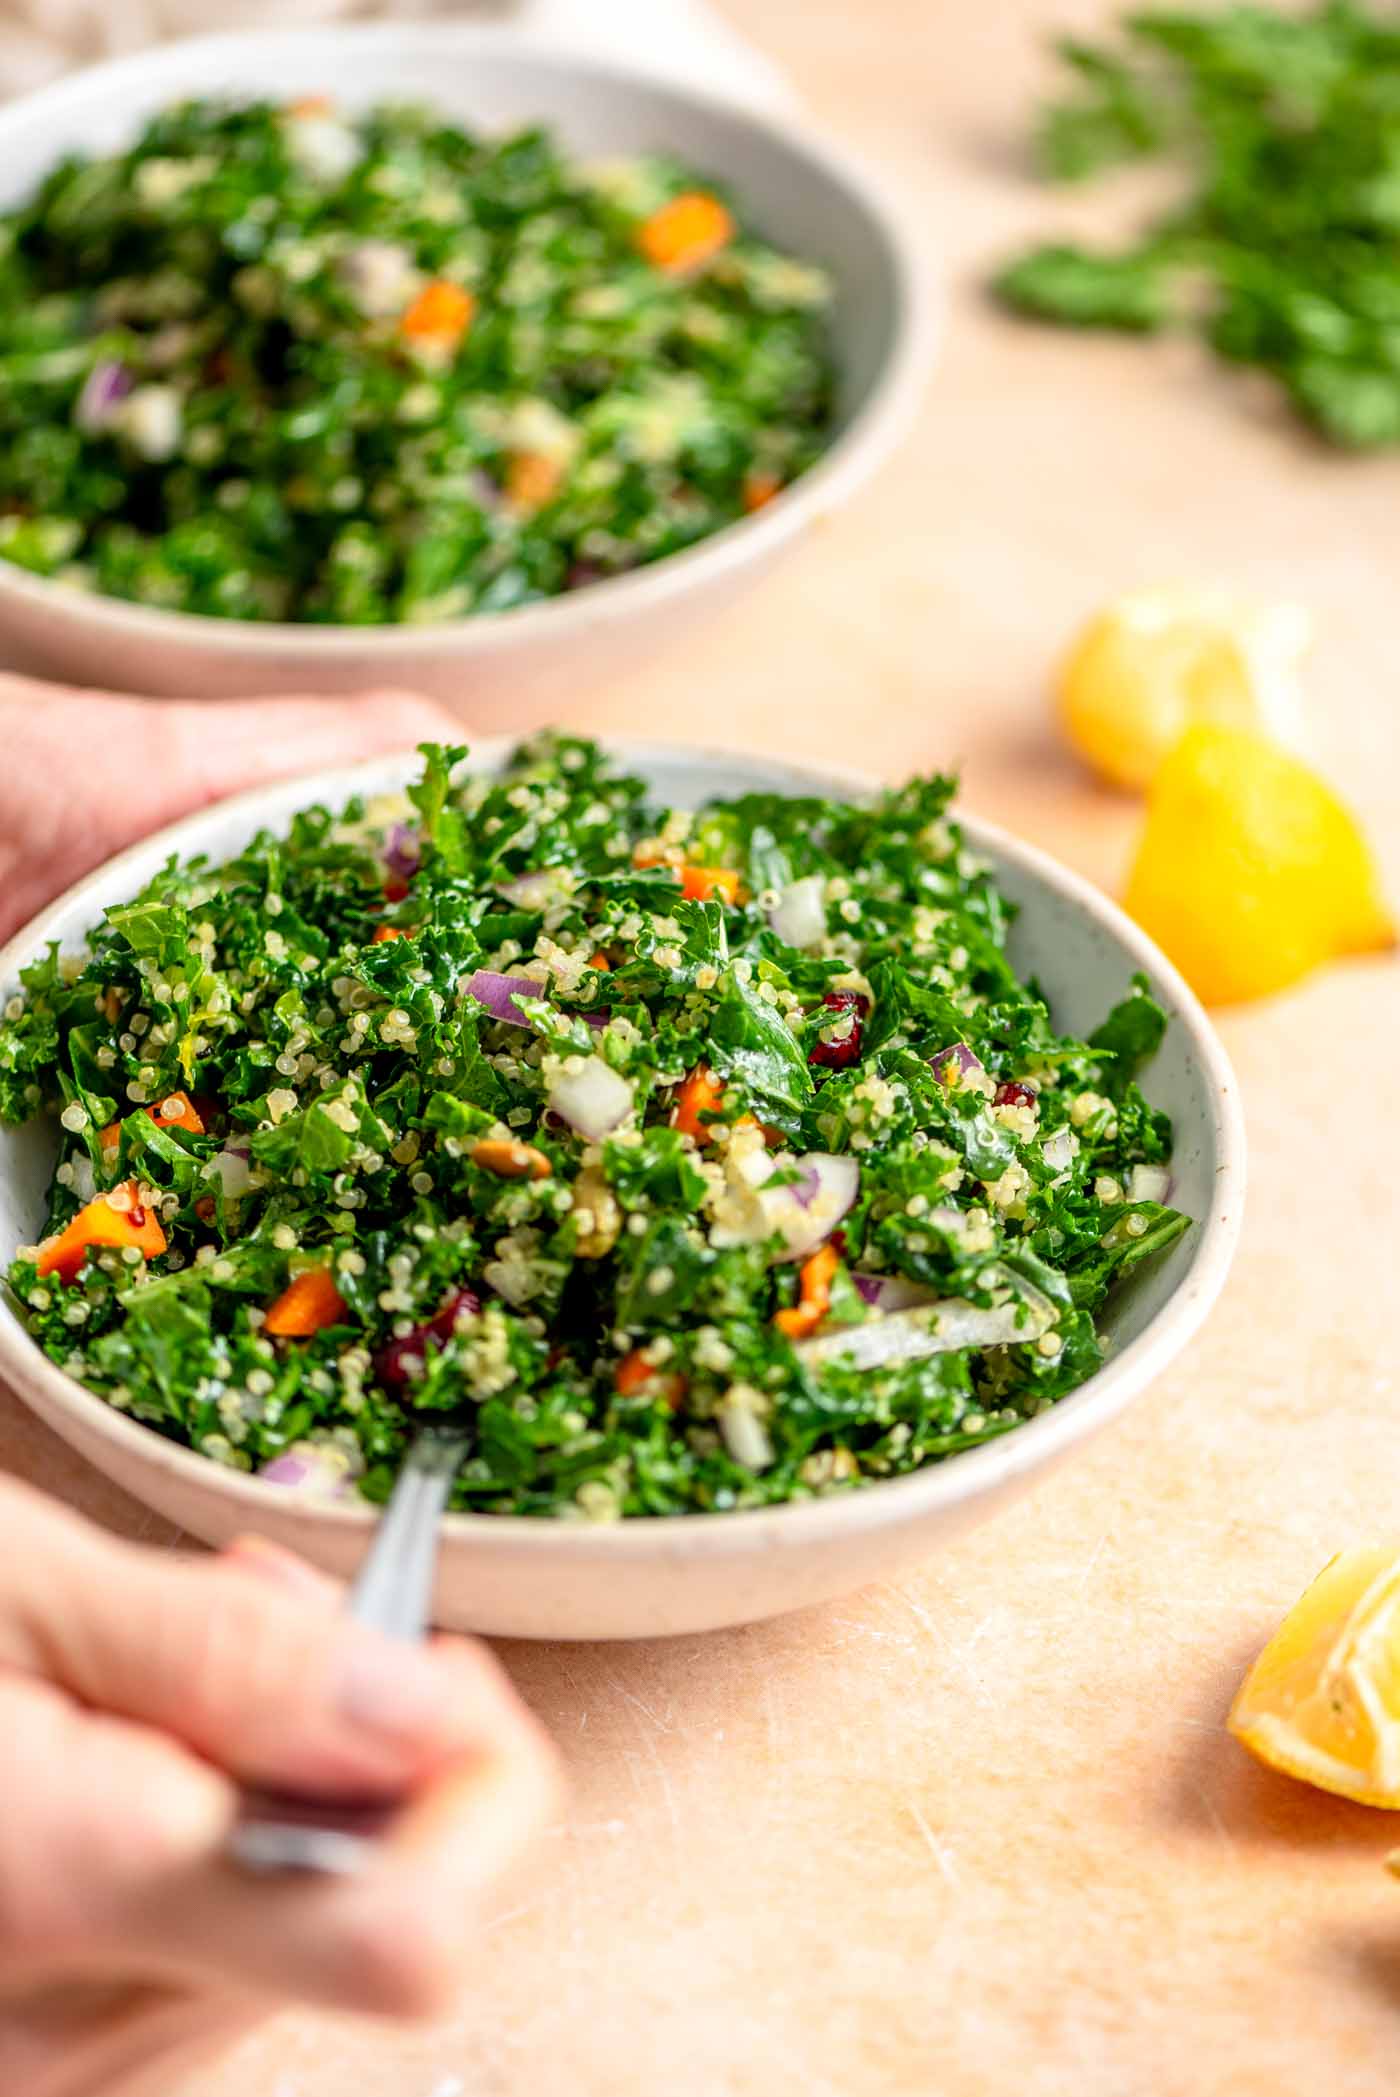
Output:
[
  {"xmin": 0, "ymin": 742, "xmax": 1244, "ymax": 1638},
  {"xmin": 0, "ymin": 26, "xmax": 930, "ymax": 727}
]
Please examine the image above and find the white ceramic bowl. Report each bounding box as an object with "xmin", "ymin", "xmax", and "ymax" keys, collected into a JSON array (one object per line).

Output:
[
  {"xmin": 0, "ymin": 742, "xmax": 1244, "ymax": 1638},
  {"xmin": 0, "ymin": 26, "xmax": 930, "ymax": 727}
]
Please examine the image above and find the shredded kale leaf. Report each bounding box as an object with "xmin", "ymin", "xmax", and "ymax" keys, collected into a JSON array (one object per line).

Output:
[
  {"xmin": 0, "ymin": 100, "xmax": 834, "ymax": 620},
  {"xmin": 993, "ymin": 2, "xmax": 1400, "ymax": 446},
  {"xmin": 0, "ymin": 736, "xmax": 1191, "ymax": 1519}
]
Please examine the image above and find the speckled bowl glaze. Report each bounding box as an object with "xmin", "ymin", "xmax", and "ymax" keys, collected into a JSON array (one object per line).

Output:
[
  {"xmin": 0, "ymin": 744, "xmax": 1245, "ymax": 1638},
  {"xmin": 0, "ymin": 25, "xmax": 930, "ymax": 727}
]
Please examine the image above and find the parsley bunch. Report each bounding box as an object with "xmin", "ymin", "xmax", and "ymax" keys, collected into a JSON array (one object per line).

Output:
[{"xmin": 994, "ymin": 3, "xmax": 1400, "ymax": 447}]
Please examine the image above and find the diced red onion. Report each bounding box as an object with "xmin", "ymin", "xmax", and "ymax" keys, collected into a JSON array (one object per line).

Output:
[
  {"xmin": 767, "ymin": 875, "xmax": 827, "ymax": 951},
  {"xmin": 1127, "ymin": 1163, "xmax": 1172, "ymax": 1204},
  {"xmin": 375, "ymin": 1285, "xmax": 481, "ymax": 1389},
  {"xmin": 465, "ymin": 970, "xmax": 544, "ymax": 1027},
  {"xmin": 547, "ymin": 1057, "xmax": 633, "ymax": 1140},
  {"xmin": 285, "ymin": 111, "xmax": 361, "ymax": 184},
  {"xmin": 205, "ymin": 1148, "xmax": 253, "ymax": 1199},
  {"xmin": 122, "ymin": 384, "xmax": 181, "ymax": 462},
  {"xmin": 851, "ymin": 1271, "xmax": 935, "ymax": 1312},
  {"xmin": 932, "ymin": 1041, "xmax": 983, "ymax": 1083},
  {"xmin": 259, "ymin": 1438, "xmax": 360, "ymax": 1499},
  {"xmin": 800, "ymin": 1267, "xmax": 1056, "ymax": 1369},
  {"xmin": 717, "ymin": 1394, "xmax": 775, "ymax": 1472},
  {"xmin": 466, "ymin": 967, "xmax": 606, "ymax": 1036},
  {"xmin": 383, "ymin": 823, "xmax": 421, "ymax": 884},
  {"xmin": 791, "ymin": 1160, "xmax": 822, "ymax": 1209},
  {"xmin": 1041, "ymin": 1125, "xmax": 1078, "ymax": 1174},
  {"xmin": 75, "ymin": 358, "xmax": 133, "ymax": 434},
  {"xmin": 340, "ymin": 238, "xmax": 418, "ymax": 317},
  {"xmin": 771, "ymin": 1152, "xmax": 859, "ymax": 1261}
]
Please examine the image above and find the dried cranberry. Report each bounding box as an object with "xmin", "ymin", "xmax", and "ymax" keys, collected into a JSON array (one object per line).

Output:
[
  {"xmin": 994, "ymin": 1080, "xmax": 1039, "ymax": 1109},
  {"xmin": 375, "ymin": 1285, "xmax": 482, "ymax": 1388},
  {"xmin": 808, "ymin": 991, "xmax": 870, "ymax": 1071}
]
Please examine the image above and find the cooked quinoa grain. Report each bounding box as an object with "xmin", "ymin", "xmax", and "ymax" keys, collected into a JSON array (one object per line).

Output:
[
  {"xmin": 0, "ymin": 100, "xmax": 833, "ymax": 624},
  {"xmin": 0, "ymin": 736, "xmax": 1188, "ymax": 1515}
]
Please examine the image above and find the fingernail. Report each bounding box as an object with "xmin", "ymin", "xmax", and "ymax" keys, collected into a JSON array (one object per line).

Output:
[{"xmin": 336, "ymin": 1632, "xmax": 461, "ymax": 1748}]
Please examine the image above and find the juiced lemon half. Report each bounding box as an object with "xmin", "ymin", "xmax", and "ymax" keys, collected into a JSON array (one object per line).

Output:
[{"xmin": 1059, "ymin": 587, "xmax": 1311, "ymax": 792}]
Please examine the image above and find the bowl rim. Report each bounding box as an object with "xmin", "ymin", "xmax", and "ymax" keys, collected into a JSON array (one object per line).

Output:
[
  {"xmin": 0, "ymin": 22, "xmax": 934, "ymax": 660},
  {"xmin": 0, "ymin": 736, "xmax": 1246, "ymax": 1555}
]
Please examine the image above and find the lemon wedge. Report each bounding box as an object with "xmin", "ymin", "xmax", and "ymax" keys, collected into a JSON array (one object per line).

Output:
[
  {"xmin": 1230, "ymin": 1548, "xmax": 1400, "ymax": 1807},
  {"xmin": 1058, "ymin": 587, "xmax": 1311, "ymax": 791},
  {"xmin": 1123, "ymin": 724, "xmax": 1395, "ymax": 1004}
]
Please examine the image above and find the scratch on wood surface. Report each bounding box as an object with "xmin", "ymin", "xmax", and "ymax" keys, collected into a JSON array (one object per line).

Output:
[
  {"xmin": 1195, "ymin": 1784, "xmax": 1237, "ymax": 1857},
  {"xmin": 611, "ymin": 1683, "xmax": 682, "ymax": 1835},
  {"xmin": 611, "ymin": 1678, "xmax": 674, "ymax": 1733},
  {"xmin": 885, "ymin": 1583, "xmax": 995, "ymax": 1705},
  {"xmin": 893, "ymin": 1583, "xmax": 939, "ymax": 1638},
  {"xmin": 1073, "ymin": 1527, "xmax": 1111, "ymax": 1595},
  {"xmin": 905, "ymin": 1795, "xmax": 962, "ymax": 1889},
  {"xmin": 480, "ymin": 1900, "xmax": 539, "ymax": 1938}
]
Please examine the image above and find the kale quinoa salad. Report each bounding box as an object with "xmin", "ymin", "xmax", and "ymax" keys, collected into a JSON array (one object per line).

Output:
[
  {"xmin": 0, "ymin": 736, "xmax": 1189, "ymax": 1520},
  {"xmin": 0, "ymin": 98, "xmax": 833, "ymax": 623}
]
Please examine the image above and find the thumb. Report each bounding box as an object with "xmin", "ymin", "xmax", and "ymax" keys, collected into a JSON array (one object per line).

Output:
[
  {"xmin": 151, "ymin": 688, "xmax": 463, "ymax": 817},
  {"xmin": 0, "ymin": 1482, "xmax": 523, "ymax": 1798}
]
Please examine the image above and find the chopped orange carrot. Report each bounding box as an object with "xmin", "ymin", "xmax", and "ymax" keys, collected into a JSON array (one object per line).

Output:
[
  {"xmin": 614, "ymin": 1347, "xmax": 651, "ymax": 1396},
  {"xmin": 471, "ymin": 1137, "xmax": 552, "ymax": 1180},
  {"xmin": 680, "ymin": 864, "xmax": 742, "ymax": 905},
  {"xmin": 504, "ymin": 451, "xmax": 563, "ymax": 515},
  {"xmin": 401, "ymin": 280, "xmax": 475, "ymax": 349},
  {"xmin": 589, "ymin": 950, "xmax": 612, "ymax": 970},
  {"xmin": 264, "ymin": 1266, "xmax": 347, "ymax": 1338},
  {"xmin": 774, "ymin": 1240, "xmax": 840, "ymax": 1340},
  {"xmin": 672, "ymin": 1063, "xmax": 727, "ymax": 1145},
  {"xmin": 743, "ymin": 469, "xmax": 782, "ymax": 514},
  {"xmin": 37, "ymin": 1183, "xmax": 167, "ymax": 1285},
  {"xmin": 615, "ymin": 1347, "xmax": 687, "ymax": 1408},
  {"xmin": 372, "ymin": 925, "xmax": 409, "ymax": 943},
  {"xmin": 150, "ymin": 1089, "xmax": 206, "ymax": 1138},
  {"xmin": 99, "ymin": 1089, "xmax": 206, "ymax": 1154},
  {"xmin": 637, "ymin": 191, "xmax": 735, "ymax": 275}
]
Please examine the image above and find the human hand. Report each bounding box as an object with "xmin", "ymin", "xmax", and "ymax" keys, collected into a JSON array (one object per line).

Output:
[
  {"xmin": 0, "ymin": 1478, "xmax": 561, "ymax": 2097},
  {"xmin": 0, "ymin": 673, "xmax": 460, "ymax": 946}
]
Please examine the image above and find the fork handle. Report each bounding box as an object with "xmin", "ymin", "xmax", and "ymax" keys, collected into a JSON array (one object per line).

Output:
[
  {"xmin": 347, "ymin": 1428, "xmax": 467, "ymax": 1640},
  {"xmin": 226, "ymin": 1428, "xmax": 468, "ymax": 1876}
]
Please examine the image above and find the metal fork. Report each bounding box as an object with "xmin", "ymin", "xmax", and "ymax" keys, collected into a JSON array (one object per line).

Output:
[{"xmin": 227, "ymin": 1427, "xmax": 470, "ymax": 1877}]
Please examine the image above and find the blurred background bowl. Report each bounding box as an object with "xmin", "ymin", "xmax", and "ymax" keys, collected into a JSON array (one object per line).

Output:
[
  {"xmin": 0, "ymin": 24, "xmax": 931, "ymax": 725},
  {"xmin": 0, "ymin": 742, "xmax": 1244, "ymax": 1640}
]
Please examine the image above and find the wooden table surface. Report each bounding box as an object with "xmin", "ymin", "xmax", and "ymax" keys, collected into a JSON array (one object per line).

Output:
[{"xmin": 6, "ymin": 4, "xmax": 1400, "ymax": 2091}]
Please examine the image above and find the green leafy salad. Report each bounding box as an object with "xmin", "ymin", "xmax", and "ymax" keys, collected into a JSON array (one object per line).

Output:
[
  {"xmin": 0, "ymin": 737, "xmax": 1189, "ymax": 1519},
  {"xmin": 0, "ymin": 98, "xmax": 833, "ymax": 622}
]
